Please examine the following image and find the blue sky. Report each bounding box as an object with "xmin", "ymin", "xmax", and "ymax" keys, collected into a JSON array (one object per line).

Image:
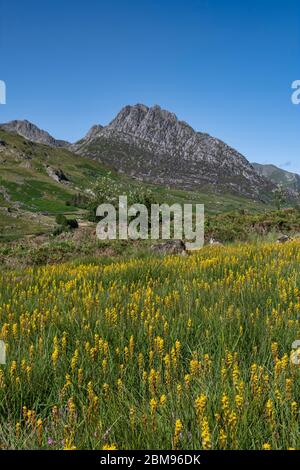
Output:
[{"xmin": 0, "ymin": 0, "xmax": 299, "ymax": 171}]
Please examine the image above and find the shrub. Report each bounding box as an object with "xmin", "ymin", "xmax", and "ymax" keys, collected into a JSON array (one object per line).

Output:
[
  {"xmin": 67, "ymin": 219, "xmax": 79, "ymax": 229},
  {"xmin": 55, "ymin": 214, "xmax": 68, "ymax": 226}
]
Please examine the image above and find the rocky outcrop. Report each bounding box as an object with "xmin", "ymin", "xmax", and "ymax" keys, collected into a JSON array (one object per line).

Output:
[
  {"xmin": 45, "ymin": 166, "xmax": 69, "ymax": 183},
  {"xmin": 0, "ymin": 120, "xmax": 69, "ymax": 148},
  {"xmin": 72, "ymin": 104, "xmax": 274, "ymax": 200}
]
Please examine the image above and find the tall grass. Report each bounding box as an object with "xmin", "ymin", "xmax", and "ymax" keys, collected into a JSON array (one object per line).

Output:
[{"xmin": 0, "ymin": 241, "xmax": 300, "ymax": 449}]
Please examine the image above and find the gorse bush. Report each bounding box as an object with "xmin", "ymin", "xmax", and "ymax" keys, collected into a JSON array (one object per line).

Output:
[
  {"xmin": 1, "ymin": 241, "xmax": 300, "ymax": 449},
  {"xmin": 54, "ymin": 215, "xmax": 78, "ymax": 234},
  {"xmin": 55, "ymin": 214, "xmax": 68, "ymax": 226},
  {"xmin": 88, "ymin": 175, "xmax": 158, "ymax": 221}
]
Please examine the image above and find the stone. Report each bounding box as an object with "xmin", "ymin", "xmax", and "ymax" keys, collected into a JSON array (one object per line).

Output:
[{"xmin": 151, "ymin": 240, "xmax": 186, "ymax": 255}]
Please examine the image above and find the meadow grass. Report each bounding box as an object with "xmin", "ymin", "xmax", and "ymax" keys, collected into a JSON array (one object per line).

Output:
[{"xmin": 0, "ymin": 241, "xmax": 300, "ymax": 449}]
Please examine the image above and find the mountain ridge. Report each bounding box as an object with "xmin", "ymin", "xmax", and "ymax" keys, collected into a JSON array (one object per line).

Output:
[
  {"xmin": 71, "ymin": 103, "xmax": 274, "ymax": 200},
  {"xmin": 0, "ymin": 105, "xmax": 280, "ymax": 201},
  {"xmin": 252, "ymin": 162, "xmax": 300, "ymax": 194},
  {"xmin": 0, "ymin": 119, "xmax": 70, "ymax": 148}
]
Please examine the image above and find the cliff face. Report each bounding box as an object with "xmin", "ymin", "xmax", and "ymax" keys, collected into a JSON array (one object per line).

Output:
[{"xmin": 72, "ymin": 104, "xmax": 274, "ymax": 199}]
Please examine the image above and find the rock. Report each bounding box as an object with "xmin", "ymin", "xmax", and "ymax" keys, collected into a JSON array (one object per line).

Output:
[
  {"xmin": 209, "ymin": 238, "xmax": 224, "ymax": 246},
  {"xmin": 46, "ymin": 166, "xmax": 69, "ymax": 183},
  {"xmin": 277, "ymin": 235, "xmax": 291, "ymax": 244},
  {"xmin": 151, "ymin": 240, "xmax": 186, "ymax": 255}
]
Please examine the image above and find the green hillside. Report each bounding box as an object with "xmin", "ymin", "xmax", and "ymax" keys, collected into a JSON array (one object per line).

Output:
[{"xmin": 0, "ymin": 129, "xmax": 274, "ymax": 240}]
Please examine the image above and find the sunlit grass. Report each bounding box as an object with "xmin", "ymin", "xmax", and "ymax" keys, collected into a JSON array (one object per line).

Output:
[{"xmin": 0, "ymin": 241, "xmax": 300, "ymax": 449}]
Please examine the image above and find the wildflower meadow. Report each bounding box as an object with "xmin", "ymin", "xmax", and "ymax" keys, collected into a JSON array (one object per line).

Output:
[{"xmin": 1, "ymin": 241, "xmax": 300, "ymax": 450}]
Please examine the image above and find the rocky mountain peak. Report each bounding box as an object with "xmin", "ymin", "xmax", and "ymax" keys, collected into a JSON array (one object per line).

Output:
[
  {"xmin": 71, "ymin": 103, "xmax": 274, "ymax": 200},
  {"xmin": 0, "ymin": 119, "xmax": 69, "ymax": 148},
  {"xmin": 84, "ymin": 124, "xmax": 104, "ymax": 141}
]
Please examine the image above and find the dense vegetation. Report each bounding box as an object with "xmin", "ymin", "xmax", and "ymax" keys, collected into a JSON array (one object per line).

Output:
[{"xmin": 1, "ymin": 241, "xmax": 300, "ymax": 449}]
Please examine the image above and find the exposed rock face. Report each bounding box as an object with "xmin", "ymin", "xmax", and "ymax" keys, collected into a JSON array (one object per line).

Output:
[
  {"xmin": 72, "ymin": 104, "xmax": 274, "ymax": 199},
  {"xmin": 83, "ymin": 124, "xmax": 103, "ymax": 141},
  {"xmin": 0, "ymin": 120, "xmax": 69, "ymax": 148},
  {"xmin": 45, "ymin": 166, "xmax": 69, "ymax": 183}
]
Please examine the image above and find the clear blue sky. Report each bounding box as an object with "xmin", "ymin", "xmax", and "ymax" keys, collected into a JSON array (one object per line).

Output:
[{"xmin": 1, "ymin": 0, "xmax": 299, "ymax": 171}]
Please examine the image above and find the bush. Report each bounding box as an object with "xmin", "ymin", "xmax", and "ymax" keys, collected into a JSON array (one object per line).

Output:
[
  {"xmin": 67, "ymin": 219, "xmax": 79, "ymax": 229},
  {"xmin": 55, "ymin": 214, "xmax": 68, "ymax": 226},
  {"xmin": 52, "ymin": 226, "xmax": 66, "ymax": 237}
]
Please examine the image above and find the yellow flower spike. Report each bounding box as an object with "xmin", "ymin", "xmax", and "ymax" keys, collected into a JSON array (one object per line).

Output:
[
  {"xmin": 64, "ymin": 438, "xmax": 77, "ymax": 450},
  {"xmin": 67, "ymin": 397, "xmax": 76, "ymax": 423},
  {"xmin": 138, "ymin": 352, "xmax": 143, "ymax": 370},
  {"xmin": 150, "ymin": 398, "xmax": 157, "ymax": 414},
  {"xmin": 190, "ymin": 359, "xmax": 201, "ymax": 376},
  {"xmin": 102, "ymin": 443, "xmax": 117, "ymax": 450},
  {"xmin": 286, "ymin": 378, "xmax": 293, "ymax": 401},
  {"xmin": 184, "ymin": 374, "xmax": 191, "ymax": 389},
  {"xmin": 103, "ymin": 383, "xmax": 109, "ymax": 397},
  {"xmin": 124, "ymin": 346, "xmax": 129, "ymax": 363},
  {"xmin": 117, "ymin": 378, "xmax": 123, "ymax": 394},
  {"xmin": 291, "ymin": 401, "xmax": 298, "ymax": 417},
  {"xmin": 265, "ymin": 398, "xmax": 274, "ymax": 424},
  {"xmin": 262, "ymin": 443, "xmax": 271, "ymax": 450},
  {"xmin": 235, "ymin": 394, "xmax": 244, "ymax": 411},
  {"xmin": 78, "ymin": 368, "xmax": 83, "ymax": 385},
  {"xmin": 16, "ymin": 422, "xmax": 21, "ymax": 439},
  {"xmin": 195, "ymin": 394, "xmax": 207, "ymax": 420},
  {"xmin": 10, "ymin": 361, "xmax": 17, "ymax": 377},
  {"xmin": 173, "ymin": 419, "xmax": 183, "ymax": 450},
  {"xmin": 176, "ymin": 383, "xmax": 182, "ymax": 400},
  {"xmin": 12, "ymin": 323, "xmax": 18, "ymax": 337},
  {"xmin": 201, "ymin": 416, "xmax": 211, "ymax": 450},
  {"xmin": 37, "ymin": 418, "xmax": 43, "ymax": 446},
  {"xmin": 102, "ymin": 358, "xmax": 108, "ymax": 372},
  {"xmin": 52, "ymin": 405, "xmax": 59, "ymax": 423},
  {"xmin": 219, "ymin": 428, "xmax": 227, "ymax": 449},
  {"xmin": 159, "ymin": 394, "xmax": 167, "ymax": 407},
  {"xmin": 129, "ymin": 335, "xmax": 134, "ymax": 357},
  {"xmin": 221, "ymin": 394, "xmax": 230, "ymax": 419}
]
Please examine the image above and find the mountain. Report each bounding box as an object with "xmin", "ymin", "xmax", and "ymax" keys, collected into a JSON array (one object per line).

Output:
[
  {"xmin": 0, "ymin": 126, "xmax": 116, "ymax": 239},
  {"xmin": 0, "ymin": 126, "xmax": 271, "ymax": 240},
  {"xmin": 252, "ymin": 163, "xmax": 300, "ymax": 193},
  {"xmin": 0, "ymin": 120, "xmax": 69, "ymax": 148},
  {"xmin": 72, "ymin": 104, "xmax": 274, "ymax": 200}
]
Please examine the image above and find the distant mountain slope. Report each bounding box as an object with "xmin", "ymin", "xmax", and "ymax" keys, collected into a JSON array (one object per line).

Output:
[
  {"xmin": 0, "ymin": 120, "xmax": 69, "ymax": 148},
  {"xmin": 252, "ymin": 163, "xmax": 300, "ymax": 193},
  {"xmin": 0, "ymin": 127, "xmax": 273, "ymax": 240},
  {"xmin": 0, "ymin": 128, "xmax": 111, "ymax": 216},
  {"xmin": 72, "ymin": 104, "xmax": 274, "ymax": 200}
]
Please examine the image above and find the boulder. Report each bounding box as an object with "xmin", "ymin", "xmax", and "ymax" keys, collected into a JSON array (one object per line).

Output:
[
  {"xmin": 277, "ymin": 235, "xmax": 291, "ymax": 244},
  {"xmin": 46, "ymin": 166, "xmax": 69, "ymax": 183},
  {"xmin": 151, "ymin": 240, "xmax": 186, "ymax": 255}
]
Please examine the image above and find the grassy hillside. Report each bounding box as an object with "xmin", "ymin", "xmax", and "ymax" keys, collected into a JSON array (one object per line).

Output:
[{"xmin": 0, "ymin": 129, "xmax": 275, "ymax": 241}]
